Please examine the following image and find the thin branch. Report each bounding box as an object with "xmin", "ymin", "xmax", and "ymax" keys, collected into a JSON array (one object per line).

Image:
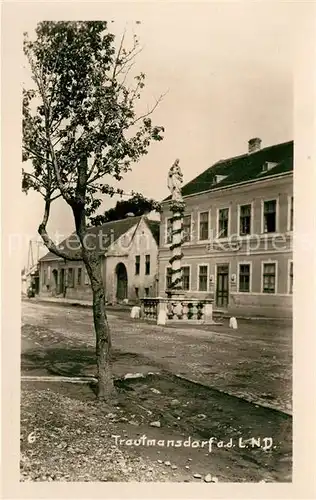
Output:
[
  {"xmin": 112, "ymin": 29, "xmax": 126, "ymax": 82},
  {"xmin": 47, "ymin": 50, "xmax": 64, "ymax": 113},
  {"xmin": 28, "ymin": 54, "xmax": 72, "ymax": 204},
  {"xmin": 87, "ymin": 159, "xmax": 126, "ymax": 186},
  {"xmin": 52, "ymin": 134, "xmax": 66, "ymax": 149},
  {"xmin": 116, "ymin": 61, "xmax": 136, "ymax": 91},
  {"xmin": 22, "ymin": 170, "xmax": 49, "ymax": 199},
  {"xmin": 23, "ymin": 146, "xmax": 52, "ymax": 165},
  {"xmin": 50, "ymin": 192, "xmax": 63, "ymax": 202},
  {"xmin": 51, "ymin": 115, "xmax": 66, "ymax": 137},
  {"xmin": 130, "ymin": 91, "xmax": 168, "ymax": 127},
  {"xmin": 116, "ymin": 47, "xmax": 143, "ymax": 77},
  {"xmin": 86, "ymin": 91, "xmax": 166, "ymax": 183}
]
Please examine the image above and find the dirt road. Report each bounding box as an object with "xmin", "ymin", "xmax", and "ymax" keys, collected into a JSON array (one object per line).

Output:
[{"xmin": 22, "ymin": 300, "xmax": 292, "ymax": 413}]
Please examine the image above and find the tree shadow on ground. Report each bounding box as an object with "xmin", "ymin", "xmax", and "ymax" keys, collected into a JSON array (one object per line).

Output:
[
  {"xmin": 21, "ymin": 347, "xmax": 97, "ymax": 376},
  {"xmin": 21, "ymin": 346, "xmax": 157, "ymax": 378}
]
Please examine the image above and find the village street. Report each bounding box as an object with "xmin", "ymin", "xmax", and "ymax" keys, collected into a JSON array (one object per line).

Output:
[
  {"xmin": 22, "ymin": 300, "xmax": 292, "ymax": 414},
  {"xmin": 20, "ymin": 299, "xmax": 293, "ymax": 482}
]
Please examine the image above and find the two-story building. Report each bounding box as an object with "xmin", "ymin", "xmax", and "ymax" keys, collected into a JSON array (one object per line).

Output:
[
  {"xmin": 38, "ymin": 215, "xmax": 160, "ymax": 304},
  {"xmin": 159, "ymin": 138, "xmax": 293, "ymax": 318}
]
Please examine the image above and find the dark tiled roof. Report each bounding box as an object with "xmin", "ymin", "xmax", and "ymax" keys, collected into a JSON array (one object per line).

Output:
[
  {"xmin": 39, "ymin": 215, "xmax": 159, "ymax": 262},
  {"xmin": 164, "ymin": 140, "xmax": 293, "ymax": 200}
]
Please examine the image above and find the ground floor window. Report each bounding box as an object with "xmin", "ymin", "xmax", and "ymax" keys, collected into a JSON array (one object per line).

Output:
[
  {"xmin": 182, "ymin": 266, "xmax": 190, "ymax": 291},
  {"xmin": 198, "ymin": 265, "xmax": 208, "ymax": 291},
  {"xmin": 135, "ymin": 287, "xmax": 139, "ymax": 299},
  {"xmin": 289, "ymin": 261, "xmax": 293, "ymax": 294},
  {"xmin": 238, "ymin": 264, "xmax": 251, "ymax": 292},
  {"xmin": 262, "ymin": 262, "xmax": 276, "ymax": 293},
  {"xmin": 289, "ymin": 196, "xmax": 294, "ymax": 231},
  {"xmin": 166, "ymin": 266, "xmax": 190, "ymax": 290},
  {"xmin": 166, "ymin": 267, "xmax": 172, "ymax": 289},
  {"xmin": 145, "ymin": 287, "xmax": 149, "ymax": 297}
]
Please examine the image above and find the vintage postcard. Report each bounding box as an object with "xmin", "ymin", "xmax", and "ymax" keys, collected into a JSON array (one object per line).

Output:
[{"xmin": 1, "ymin": 1, "xmax": 316, "ymax": 499}]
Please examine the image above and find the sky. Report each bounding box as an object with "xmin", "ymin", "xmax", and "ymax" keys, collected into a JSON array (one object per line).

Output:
[{"xmin": 21, "ymin": 1, "xmax": 301, "ymax": 268}]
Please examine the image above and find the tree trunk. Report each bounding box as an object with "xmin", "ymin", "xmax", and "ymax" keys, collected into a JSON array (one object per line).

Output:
[
  {"xmin": 85, "ymin": 252, "xmax": 116, "ymax": 400},
  {"xmin": 93, "ymin": 284, "xmax": 115, "ymax": 399},
  {"xmin": 70, "ymin": 160, "xmax": 115, "ymax": 400}
]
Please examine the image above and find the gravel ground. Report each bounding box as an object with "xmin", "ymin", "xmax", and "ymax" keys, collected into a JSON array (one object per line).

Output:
[
  {"xmin": 20, "ymin": 376, "xmax": 291, "ymax": 483},
  {"xmin": 20, "ymin": 386, "xmax": 174, "ymax": 482}
]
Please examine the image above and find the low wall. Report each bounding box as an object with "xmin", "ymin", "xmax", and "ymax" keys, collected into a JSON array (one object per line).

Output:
[{"xmin": 140, "ymin": 297, "xmax": 214, "ymax": 324}]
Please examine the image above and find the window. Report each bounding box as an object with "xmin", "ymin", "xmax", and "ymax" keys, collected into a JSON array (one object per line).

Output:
[
  {"xmin": 182, "ymin": 266, "xmax": 190, "ymax": 290},
  {"xmin": 239, "ymin": 264, "xmax": 250, "ymax": 292},
  {"xmin": 166, "ymin": 218, "xmax": 172, "ymax": 244},
  {"xmin": 199, "ymin": 212, "xmax": 209, "ymax": 241},
  {"xmin": 145, "ymin": 255, "xmax": 150, "ymax": 275},
  {"xmin": 289, "ymin": 261, "xmax": 293, "ymax": 294},
  {"xmin": 263, "ymin": 200, "xmax": 277, "ymax": 233},
  {"xmin": 262, "ymin": 163, "xmax": 269, "ymax": 173},
  {"xmin": 262, "ymin": 263, "xmax": 276, "ymax": 293},
  {"xmin": 135, "ymin": 287, "xmax": 139, "ymax": 299},
  {"xmin": 68, "ymin": 268, "xmax": 74, "ymax": 287},
  {"xmin": 77, "ymin": 268, "xmax": 82, "ymax": 286},
  {"xmin": 183, "ymin": 215, "xmax": 192, "ymax": 242},
  {"xmin": 166, "ymin": 267, "xmax": 172, "ymax": 289},
  {"xmin": 218, "ymin": 208, "xmax": 229, "ymax": 238},
  {"xmin": 213, "ymin": 174, "xmax": 227, "ymax": 185},
  {"xmin": 262, "ymin": 161, "xmax": 278, "ymax": 174},
  {"xmin": 42, "ymin": 269, "xmax": 47, "ymax": 285},
  {"xmin": 145, "ymin": 287, "xmax": 149, "ymax": 297},
  {"xmin": 239, "ymin": 205, "xmax": 251, "ymax": 236},
  {"xmin": 198, "ymin": 265, "xmax": 208, "ymax": 291},
  {"xmin": 289, "ymin": 196, "xmax": 294, "ymax": 231},
  {"xmin": 135, "ymin": 255, "xmax": 140, "ymax": 275}
]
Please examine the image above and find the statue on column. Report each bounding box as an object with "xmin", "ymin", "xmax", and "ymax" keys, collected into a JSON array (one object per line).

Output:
[{"xmin": 167, "ymin": 159, "xmax": 183, "ymax": 202}]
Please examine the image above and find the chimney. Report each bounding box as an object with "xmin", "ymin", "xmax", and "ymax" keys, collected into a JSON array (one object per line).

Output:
[{"xmin": 248, "ymin": 137, "xmax": 262, "ymax": 154}]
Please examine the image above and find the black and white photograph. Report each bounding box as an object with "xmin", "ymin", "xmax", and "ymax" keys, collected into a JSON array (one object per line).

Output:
[{"xmin": 1, "ymin": 0, "xmax": 316, "ymax": 497}]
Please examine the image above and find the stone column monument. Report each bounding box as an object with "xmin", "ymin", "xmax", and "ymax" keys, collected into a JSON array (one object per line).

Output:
[
  {"xmin": 142, "ymin": 158, "xmax": 213, "ymax": 325},
  {"xmin": 166, "ymin": 159, "xmax": 185, "ymax": 298}
]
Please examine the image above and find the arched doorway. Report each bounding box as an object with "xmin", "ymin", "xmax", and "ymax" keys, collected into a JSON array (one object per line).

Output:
[{"xmin": 116, "ymin": 263, "xmax": 128, "ymax": 301}]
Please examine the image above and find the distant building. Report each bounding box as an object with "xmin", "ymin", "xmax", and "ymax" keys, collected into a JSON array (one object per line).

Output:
[
  {"xmin": 22, "ymin": 264, "xmax": 40, "ymax": 296},
  {"xmin": 38, "ymin": 215, "xmax": 160, "ymax": 304},
  {"xmin": 159, "ymin": 139, "xmax": 293, "ymax": 318}
]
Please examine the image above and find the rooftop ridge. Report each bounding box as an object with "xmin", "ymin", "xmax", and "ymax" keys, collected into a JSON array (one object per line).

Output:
[{"xmin": 162, "ymin": 139, "xmax": 293, "ymax": 201}]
